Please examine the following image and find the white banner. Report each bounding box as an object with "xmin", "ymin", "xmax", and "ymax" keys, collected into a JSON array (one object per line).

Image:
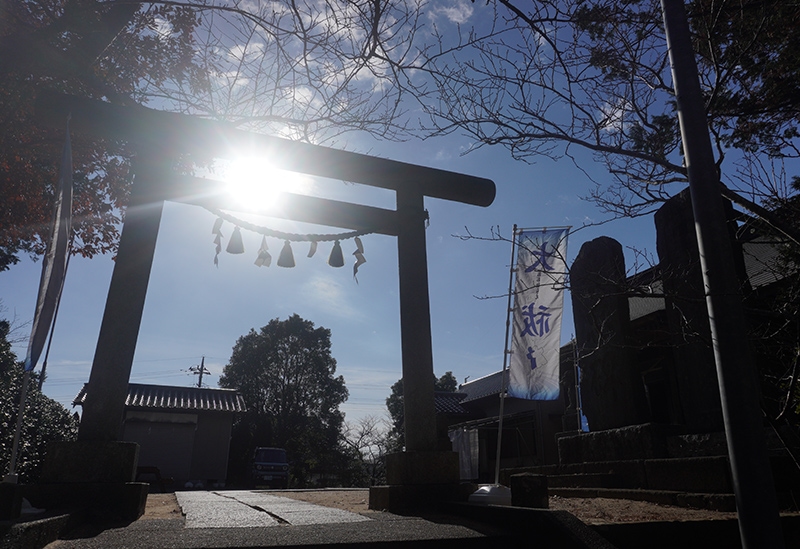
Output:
[{"xmin": 508, "ymin": 228, "xmax": 569, "ymax": 400}]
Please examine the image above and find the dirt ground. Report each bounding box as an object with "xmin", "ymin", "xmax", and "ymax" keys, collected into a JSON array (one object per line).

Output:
[{"xmin": 143, "ymin": 490, "xmax": 747, "ymax": 525}]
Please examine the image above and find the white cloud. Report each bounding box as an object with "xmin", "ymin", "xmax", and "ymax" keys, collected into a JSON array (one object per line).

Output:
[
  {"xmin": 434, "ymin": 149, "xmax": 453, "ymax": 162},
  {"xmin": 228, "ymin": 42, "xmax": 266, "ymax": 62},
  {"xmin": 431, "ymin": 3, "xmax": 474, "ymax": 24},
  {"xmin": 303, "ymin": 275, "xmax": 360, "ymax": 319},
  {"xmin": 153, "ymin": 16, "xmax": 173, "ymax": 39},
  {"xmin": 600, "ymin": 99, "xmax": 629, "ymax": 133}
]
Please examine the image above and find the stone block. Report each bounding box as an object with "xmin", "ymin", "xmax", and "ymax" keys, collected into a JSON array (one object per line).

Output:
[
  {"xmin": 385, "ymin": 451, "xmax": 459, "ymax": 485},
  {"xmin": 40, "ymin": 441, "xmax": 139, "ymax": 484},
  {"xmin": 0, "ymin": 482, "xmax": 22, "ymax": 520},
  {"xmin": 368, "ymin": 483, "xmax": 459, "ymax": 513},
  {"xmin": 558, "ymin": 423, "xmax": 671, "ymax": 463},
  {"xmin": 510, "ymin": 473, "xmax": 549, "ymax": 508},
  {"xmin": 644, "ymin": 456, "xmax": 732, "ymax": 493},
  {"xmin": 667, "ymin": 432, "xmax": 728, "ymax": 458},
  {"xmin": 23, "ymin": 482, "xmax": 148, "ymax": 521}
]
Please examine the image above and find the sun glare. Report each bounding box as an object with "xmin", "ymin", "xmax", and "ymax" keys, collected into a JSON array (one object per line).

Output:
[{"xmin": 223, "ymin": 156, "xmax": 309, "ymax": 208}]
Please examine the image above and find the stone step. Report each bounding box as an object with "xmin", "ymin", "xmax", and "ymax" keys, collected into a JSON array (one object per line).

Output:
[
  {"xmin": 550, "ymin": 487, "xmax": 737, "ymax": 512},
  {"xmin": 506, "ymin": 454, "xmax": 800, "ymax": 494},
  {"xmin": 546, "ymin": 473, "xmax": 621, "ymax": 489},
  {"xmin": 594, "ymin": 515, "xmax": 800, "ymax": 549}
]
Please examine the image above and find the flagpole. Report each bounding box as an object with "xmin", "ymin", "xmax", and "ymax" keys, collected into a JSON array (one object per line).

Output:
[
  {"xmin": 4, "ymin": 371, "xmax": 31, "ymax": 482},
  {"xmin": 494, "ymin": 224, "xmax": 519, "ymax": 486},
  {"xmin": 572, "ymin": 338, "xmax": 583, "ymax": 430}
]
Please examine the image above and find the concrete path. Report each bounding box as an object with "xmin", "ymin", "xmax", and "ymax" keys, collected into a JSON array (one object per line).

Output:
[
  {"xmin": 41, "ymin": 490, "xmax": 504, "ymax": 549},
  {"xmin": 175, "ymin": 491, "xmax": 371, "ymax": 528}
]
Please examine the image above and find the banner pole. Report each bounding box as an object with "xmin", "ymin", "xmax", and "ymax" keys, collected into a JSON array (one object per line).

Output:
[
  {"xmin": 494, "ymin": 224, "xmax": 518, "ymax": 486},
  {"xmin": 5, "ymin": 370, "xmax": 31, "ymax": 482}
]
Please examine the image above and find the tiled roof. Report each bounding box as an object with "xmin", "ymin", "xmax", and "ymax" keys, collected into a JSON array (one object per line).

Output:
[
  {"xmin": 625, "ymin": 266, "xmax": 666, "ymax": 321},
  {"xmin": 458, "ymin": 370, "xmax": 508, "ymax": 403},
  {"xmin": 629, "ymin": 278, "xmax": 666, "ymax": 321},
  {"xmin": 741, "ymin": 237, "xmax": 787, "ymax": 289},
  {"xmin": 624, "ymin": 232, "xmax": 790, "ymax": 322},
  {"xmin": 434, "ymin": 391, "xmax": 471, "ymax": 415},
  {"xmin": 73, "ymin": 383, "xmax": 246, "ymax": 413}
]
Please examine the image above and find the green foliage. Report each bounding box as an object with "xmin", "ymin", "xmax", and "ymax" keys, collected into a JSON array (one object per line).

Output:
[
  {"xmin": 385, "ymin": 371, "xmax": 458, "ymax": 450},
  {"xmin": 219, "ymin": 314, "xmax": 351, "ymax": 487},
  {"xmin": 689, "ymin": 0, "xmax": 800, "ymax": 156},
  {"xmin": 435, "ymin": 371, "xmax": 459, "ymax": 393},
  {"xmin": 0, "ymin": 1, "xmax": 205, "ymax": 271},
  {"xmin": 0, "ymin": 320, "xmax": 79, "ymax": 483}
]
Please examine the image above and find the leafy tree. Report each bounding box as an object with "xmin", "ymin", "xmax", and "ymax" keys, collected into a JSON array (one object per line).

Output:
[
  {"xmin": 0, "ymin": 320, "xmax": 79, "ymax": 483},
  {"xmin": 219, "ymin": 314, "xmax": 350, "ymax": 487},
  {"xmin": 385, "ymin": 371, "xmax": 458, "ymax": 451},
  {"xmin": 0, "ymin": 0, "xmax": 204, "ymax": 271},
  {"xmin": 0, "ymin": 0, "xmax": 423, "ymax": 271}
]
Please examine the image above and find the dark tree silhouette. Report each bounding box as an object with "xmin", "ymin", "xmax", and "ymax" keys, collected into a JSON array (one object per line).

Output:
[
  {"xmin": 219, "ymin": 314, "xmax": 349, "ymax": 487},
  {"xmin": 0, "ymin": 319, "xmax": 79, "ymax": 483}
]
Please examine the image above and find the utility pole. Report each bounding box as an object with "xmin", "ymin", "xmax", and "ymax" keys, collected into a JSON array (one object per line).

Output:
[
  {"xmin": 189, "ymin": 356, "xmax": 210, "ymax": 388},
  {"xmin": 660, "ymin": 1, "xmax": 785, "ymax": 547}
]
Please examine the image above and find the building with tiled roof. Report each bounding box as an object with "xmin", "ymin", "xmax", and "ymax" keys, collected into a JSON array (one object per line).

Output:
[
  {"xmin": 74, "ymin": 383, "xmax": 245, "ymax": 489},
  {"xmin": 443, "ymin": 343, "xmax": 575, "ymax": 483}
]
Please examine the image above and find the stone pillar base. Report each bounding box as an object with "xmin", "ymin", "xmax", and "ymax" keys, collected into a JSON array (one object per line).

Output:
[
  {"xmin": 510, "ymin": 473, "xmax": 549, "ymax": 509},
  {"xmin": 369, "ymin": 451, "xmax": 463, "ymax": 512},
  {"xmin": 385, "ymin": 451, "xmax": 459, "ymax": 485},
  {"xmin": 41, "ymin": 441, "xmax": 139, "ymax": 483},
  {"xmin": 23, "ymin": 482, "xmax": 148, "ymax": 521},
  {"xmin": 0, "ymin": 482, "xmax": 22, "ymax": 520},
  {"xmin": 11, "ymin": 440, "xmax": 149, "ymax": 521}
]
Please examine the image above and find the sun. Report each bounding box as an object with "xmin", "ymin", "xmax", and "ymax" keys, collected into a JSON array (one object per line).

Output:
[{"xmin": 223, "ymin": 156, "xmax": 309, "ymax": 208}]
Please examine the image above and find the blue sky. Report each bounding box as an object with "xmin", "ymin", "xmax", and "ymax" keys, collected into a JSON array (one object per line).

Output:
[
  {"xmin": 1, "ymin": 0, "xmax": 669, "ymax": 426},
  {"xmin": 1, "ymin": 130, "xmax": 657, "ymax": 425}
]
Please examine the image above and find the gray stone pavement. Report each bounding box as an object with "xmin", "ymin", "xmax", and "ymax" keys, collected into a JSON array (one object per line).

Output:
[
  {"xmin": 176, "ymin": 491, "xmax": 371, "ymax": 528},
  {"xmin": 41, "ymin": 490, "xmax": 519, "ymax": 549}
]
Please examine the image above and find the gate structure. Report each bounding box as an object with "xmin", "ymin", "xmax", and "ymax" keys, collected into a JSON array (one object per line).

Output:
[{"xmin": 35, "ymin": 91, "xmax": 495, "ymax": 512}]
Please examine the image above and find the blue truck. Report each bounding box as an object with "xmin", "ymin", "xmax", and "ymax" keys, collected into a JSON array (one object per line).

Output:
[{"xmin": 251, "ymin": 447, "xmax": 289, "ymax": 488}]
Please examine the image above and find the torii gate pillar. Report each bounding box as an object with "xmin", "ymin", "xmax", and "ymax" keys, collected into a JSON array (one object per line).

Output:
[{"xmin": 396, "ymin": 185, "xmax": 437, "ymax": 453}]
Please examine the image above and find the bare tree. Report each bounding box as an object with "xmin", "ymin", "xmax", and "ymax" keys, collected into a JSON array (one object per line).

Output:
[
  {"xmin": 412, "ymin": 0, "xmax": 800, "ymax": 221},
  {"xmin": 342, "ymin": 415, "xmax": 390, "ymax": 486}
]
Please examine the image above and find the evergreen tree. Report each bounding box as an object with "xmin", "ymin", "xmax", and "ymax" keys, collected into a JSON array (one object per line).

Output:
[
  {"xmin": 219, "ymin": 314, "xmax": 349, "ymax": 487},
  {"xmin": 385, "ymin": 371, "xmax": 458, "ymax": 451},
  {"xmin": 0, "ymin": 320, "xmax": 79, "ymax": 483}
]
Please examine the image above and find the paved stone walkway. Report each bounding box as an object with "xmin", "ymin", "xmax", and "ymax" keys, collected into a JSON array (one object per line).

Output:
[{"xmin": 175, "ymin": 491, "xmax": 371, "ymax": 528}]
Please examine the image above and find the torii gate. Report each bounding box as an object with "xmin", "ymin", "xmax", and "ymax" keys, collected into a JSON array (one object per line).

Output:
[{"xmin": 36, "ymin": 91, "xmax": 495, "ymax": 498}]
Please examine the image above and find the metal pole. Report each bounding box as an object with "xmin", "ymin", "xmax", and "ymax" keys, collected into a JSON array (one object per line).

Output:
[
  {"xmin": 660, "ymin": 1, "xmax": 784, "ymax": 546},
  {"xmin": 5, "ymin": 370, "xmax": 31, "ymax": 482},
  {"xmin": 494, "ymin": 225, "xmax": 518, "ymax": 485},
  {"xmin": 573, "ymin": 339, "xmax": 583, "ymax": 430}
]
